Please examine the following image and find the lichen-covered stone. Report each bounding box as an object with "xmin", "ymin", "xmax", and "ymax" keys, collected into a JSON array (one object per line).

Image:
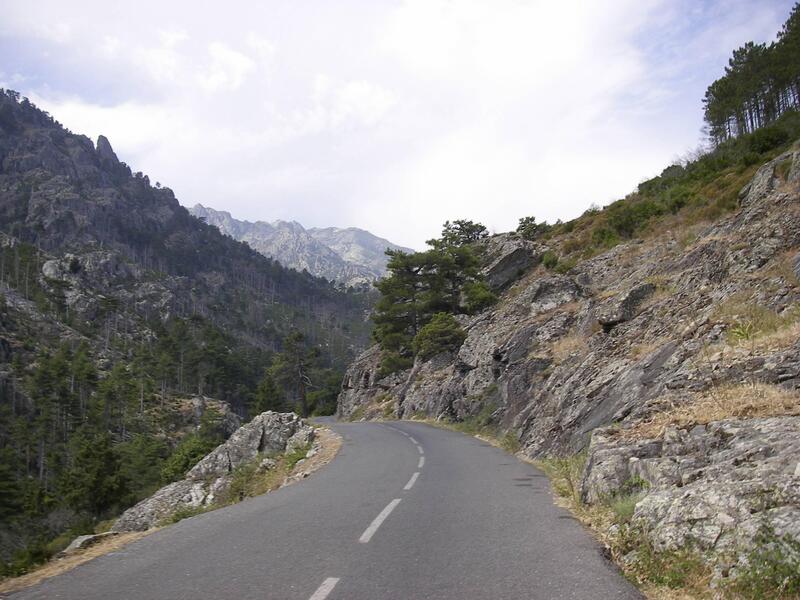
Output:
[{"xmin": 581, "ymin": 417, "xmax": 800, "ymax": 559}]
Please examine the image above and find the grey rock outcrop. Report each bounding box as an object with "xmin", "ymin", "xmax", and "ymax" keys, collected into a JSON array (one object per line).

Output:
[
  {"xmin": 113, "ymin": 412, "xmax": 314, "ymax": 531},
  {"xmin": 738, "ymin": 148, "xmax": 799, "ymax": 206},
  {"xmin": 58, "ymin": 532, "xmax": 118, "ymax": 556},
  {"xmin": 339, "ymin": 148, "xmax": 800, "ymax": 451},
  {"xmin": 482, "ymin": 234, "xmax": 539, "ymax": 289},
  {"xmin": 581, "ymin": 417, "xmax": 800, "ymax": 561},
  {"xmin": 597, "ymin": 283, "xmax": 655, "ymax": 331},
  {"xmin": 95, "ymin": 135, "xmax": 119, "ymax": 166}
]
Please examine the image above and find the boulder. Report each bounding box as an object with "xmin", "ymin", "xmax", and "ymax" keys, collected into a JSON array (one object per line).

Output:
[
  {"xmin": 481, "ymin": 234, "xmax": 538, "ymax": 289},
  {"xmin": 597, "ymin": 283, "xmax": 655, "ymax": 331},
  {"xmin": 58, "ymin": 532, "xmax": 118, "ymax": 557}
]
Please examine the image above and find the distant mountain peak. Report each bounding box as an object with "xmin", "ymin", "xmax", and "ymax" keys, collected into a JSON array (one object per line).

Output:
[{"xmin": 188, "ymin": 205, "xmax": 412, "ymax": 286}]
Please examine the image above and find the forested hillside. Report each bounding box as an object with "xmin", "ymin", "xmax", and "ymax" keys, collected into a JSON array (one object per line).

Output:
[{"xmin": 0, "ymin": 90, "xmax": 371, "ymax": 574}]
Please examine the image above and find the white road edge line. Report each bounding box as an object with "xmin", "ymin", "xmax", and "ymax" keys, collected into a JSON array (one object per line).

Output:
[
  {"xmin": 359, "ymin": 499, "xmax": 402, "ymax": 543},
  {"xmin": 309, "ymin": 577, "xmax": 340, "ymax": 600},
  {"xmin": 403, "ymin": 472, "xmax": 420, "ymax": 490},
  {"xmin": 418, "ymin": 456, "xmax": 425, "ymax": 468}
]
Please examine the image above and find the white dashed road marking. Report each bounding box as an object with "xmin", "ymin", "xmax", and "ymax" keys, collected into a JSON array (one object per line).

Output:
[
  {"xmin": 418, "ymin": 456, "xmax": 425, "ymax": 468},
  {"xmin": 309, "ymin": 577, "xmax": 340, "ymax": 600},
  {"xmin": 403, "ymin": 472, "xmax": 420, "ymax": 490},
  {"xmin": 359, "ymin": 499, "xmax": 402, "ymax": 543}
]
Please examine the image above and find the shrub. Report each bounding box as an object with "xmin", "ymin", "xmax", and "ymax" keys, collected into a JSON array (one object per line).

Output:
[
  {"xmin": 412, "ymin": 313, "xmax": 467, "ymax": 360},
  {"xmin": 553, "ymin": 257, "xmax": 579, "ymax": 274},
  {"xmin": 541, "ymin": 251, "xmax": 559, "ymax": 270},
  {"xmin": 536, "ymin": 452, "xmax": 587, "ymax": 506},
  {"xmin": 517, "ymin": 216, "xmax": 551, "ymax": 240},
  {"xmin": 377, "ymin": 351, "xmax": 413, "ymax": 378},
  {"xmin": 463, "ymin": 281, "xmax": 497, "ymax": 313},
  {"xmin": 747, "ymin": 125, "xmax": 790, "ymax": 154},
  {"xmin": 160, "ymin": 432, "xmax": 220, "ymax": 484}
]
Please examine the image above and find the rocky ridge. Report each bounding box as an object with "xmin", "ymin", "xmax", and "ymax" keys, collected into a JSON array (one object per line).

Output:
[
  {"xmin": 113, "ymin": 411, "xmax": 315, "ymax": 531},
  {"xmin": 337, "ymin": 147, "xmax": 800, "ymax": 572},
  {"xmin": 190, "ymin": 204, "xmax": 413, "ymax": 287}
]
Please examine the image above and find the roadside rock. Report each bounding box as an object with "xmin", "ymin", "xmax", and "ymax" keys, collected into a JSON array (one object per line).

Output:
[
  {"xmin": 581, "ymin": 417, "xmax": 800, "ymax": 565},
  {"xmin": 58, "ymin": 532, "xmax": 118, "ymax": 557},
  {"xmin": 113, "ymin": 412, "xmax": 314, "ymax": 531}
]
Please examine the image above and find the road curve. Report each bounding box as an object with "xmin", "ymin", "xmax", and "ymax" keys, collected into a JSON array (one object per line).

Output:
[{"xmin": 8, "ymin": 422, "xmax": 641, "ymax": 600}]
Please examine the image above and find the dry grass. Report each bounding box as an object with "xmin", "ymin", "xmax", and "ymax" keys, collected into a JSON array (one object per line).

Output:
[
  {"xmin": 759, "ymin": 250, "xmax": 800, "ymax": 286},
  {"xmin": 0, "ymin": 531, "xmax": 153, "ymax": 595},
  {"xmin": 744, "ymin": 319, "xmax": 800, "ymax": 352},
  {"xmin": 621, "ymin": 383, "xmax": 800, "ymax": 440},
  {"xmin": 711, "ymin": 295, "xmax": 800, "ymax": 350},
  {"xmin": 551, "ymin": 331, "xmax": 589, "ymax": 364}
]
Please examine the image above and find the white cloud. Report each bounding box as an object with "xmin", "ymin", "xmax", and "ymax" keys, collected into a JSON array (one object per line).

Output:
[
  {"xmin": 3, "ymin": 0, "xmax": 793, "ymax": 248},
  {"xmin": 198, "ymin": 42, "xmax": 257, "ymax": 92}
]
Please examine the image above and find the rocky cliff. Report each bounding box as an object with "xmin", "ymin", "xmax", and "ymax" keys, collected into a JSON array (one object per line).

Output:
[
  {"xmin": 190, "ymin": 204, "xmax": 413, "ymax": 287},
  {"xmin": 337, "ymin": 147, "xmax": 800, "ymax": 573},
  {"xmin": 0, "ymin": 90, "xmax": 371, "ymax": 358}
]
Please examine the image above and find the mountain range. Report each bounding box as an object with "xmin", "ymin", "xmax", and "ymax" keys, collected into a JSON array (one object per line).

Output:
[{"xmin": 189, "ymin": 204, "xmax": 413, "ymax": 287}]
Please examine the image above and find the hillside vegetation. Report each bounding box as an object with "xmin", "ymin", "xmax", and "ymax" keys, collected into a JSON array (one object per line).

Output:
[{"xmin": 0, "ymin": 90, "xmax": 371, "ymax": 575}]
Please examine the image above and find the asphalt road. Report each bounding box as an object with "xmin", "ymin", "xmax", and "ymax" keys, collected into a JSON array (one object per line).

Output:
[{"xmin": 9, "ymin": 421, "xmax": 642, "ymax": 600}]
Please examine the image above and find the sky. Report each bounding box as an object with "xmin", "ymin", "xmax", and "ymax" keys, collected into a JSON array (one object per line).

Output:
[{"xmin": 0, "ymin": 0, "xmax": 794, "ymax": 249}]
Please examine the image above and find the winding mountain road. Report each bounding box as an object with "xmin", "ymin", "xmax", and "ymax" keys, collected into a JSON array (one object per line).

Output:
[{"xmin": 9, "ymin": 421, "xmax": 641, "ymax": 600}]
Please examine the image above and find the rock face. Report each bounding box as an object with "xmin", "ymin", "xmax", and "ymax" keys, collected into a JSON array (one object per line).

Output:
[
  {"xmin": 113, "ymin": 412, "xmax": 314, "ymax": 532},
  {"xmin": 0, "ymin": 90, "xmax": 371, "ymax": 356},
  {"xmin": 190, "ymin": 204, "xmax": 413, "ymax": 287},
  {"xmin": 338, "ymin": 146, "xmax": 800, "ymax": 568},
  {"xmin": 582, "ymin": 418, "xmax": 800, "ymax": 560},
  {"xmin": 481, "ymin": 234, "xmax": 539, "ymax": 289}
]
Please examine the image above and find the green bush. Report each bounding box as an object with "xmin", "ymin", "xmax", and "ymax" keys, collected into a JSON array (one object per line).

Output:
[
  {"xmin": 413, "ymin": 313, "xmax": 467, "ymax": 360},
  {"xmin": 747, "ymin": 125, "xmax": 791, "ymax": 154},
  {"xmin": 541, "ymin": 251, "xmax": 559, "ymax": 269},
  {"xmin": 377, "ymin": 351, "xmax": 413, "ymax": 378},
  {"xmin": 160, "ymin": 432, "xmax": 219, "ymax": 484},
  {"xmin": 553, "ymin": 257, "xmax": 578, "ymax": 274},
  {"xmin": 463, "ymin": 281, "xmax": 497, "ymax": 313},
  {"xmin": 517, "ymin": 216, "xmax": 551, "ymax": 240}
]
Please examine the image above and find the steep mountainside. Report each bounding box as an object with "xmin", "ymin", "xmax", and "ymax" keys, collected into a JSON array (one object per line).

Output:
[
  {"xmin": 190, "ymin": 204, "xmax": 412, "ymax": 287},
  {"xmin": 0, "ymin": 89, "xmax": 371, "ymax": 571},
  {"xmin": 338, "ymin": 146, "xmax": 800, "ymax": 584}
]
